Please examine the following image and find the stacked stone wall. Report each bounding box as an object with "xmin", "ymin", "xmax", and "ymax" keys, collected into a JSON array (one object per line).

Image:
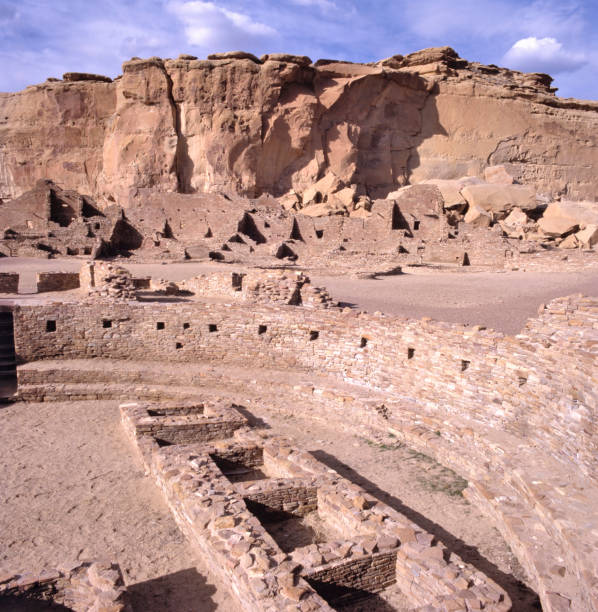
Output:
[
  {"xmin": 182, "ymin": 269, "xmax": 334, "ymax": 308},
  {"xmin": 36, "ymin": 271, "xmax": 80, "ymax": 293},
  {"xmin": 11, "ymin": 295, "xmax": 598, "ymax": 611},
  {"xmin": 12, "ymin": 296, "xmax": 597, "ymax": 480},
  {"xmin": 0, "ymin": 272, "xmax": 18, "ymax": 293},
  {"xmin": 0, "ymin": 561, "xmax": 129, "ymax": 611}
]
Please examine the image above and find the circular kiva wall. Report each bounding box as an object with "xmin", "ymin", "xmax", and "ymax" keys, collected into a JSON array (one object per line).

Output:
[{"xmin": 12, "ymin": 294, "xmax": 598, "ymax": 611}]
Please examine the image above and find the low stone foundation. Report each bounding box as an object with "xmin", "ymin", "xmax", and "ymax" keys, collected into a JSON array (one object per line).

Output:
[
  {"xmin": 0, "ymin": 560, "xmax": 129, "ymax": 611},
  {"xmin": 120, "ymin": 399, "xmax": 510, "ymax": 611}
]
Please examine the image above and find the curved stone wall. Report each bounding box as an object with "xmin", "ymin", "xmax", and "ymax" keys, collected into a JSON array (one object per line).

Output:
[{"xmin": 11, "ymin": 294, "xmax": 598, "ymax": 611}]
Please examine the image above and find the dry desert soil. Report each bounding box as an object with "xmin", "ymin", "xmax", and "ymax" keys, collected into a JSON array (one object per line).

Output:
[{"xmin": 1, "ymin": 257, "xmax": 596, "ymax": 610}]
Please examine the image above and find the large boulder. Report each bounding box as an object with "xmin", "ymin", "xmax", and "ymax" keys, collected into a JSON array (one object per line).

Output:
[
  {"xmin": 575, "ymin": 224, "xmax": 598, "ymax": 248},
  {"xmin": 461, "ymin": 184, "xmax": 537, "ymax": 216},
  {"xmin": 464, "ymin": 204, "xmax": 492, "ymax": 227},
  {"xmin": 541, "ymin": 200, "xmax": 598, "ymax": 227},
  {"xmin": 420, "ymin": 177, "xmax": 482, "ymax": 210},
  {"xmin": 538, "ymin": 216, "xmax": 578, "ymax": 237}
]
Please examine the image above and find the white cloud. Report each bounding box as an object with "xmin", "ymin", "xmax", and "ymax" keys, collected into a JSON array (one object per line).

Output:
[
  {"xmin": 169, "ymin": 1, "xmax": 277, "ymax": 50},
  {"xmin": 289, "ymin": 0, "xmax": 337, "ymax": 11},
  {"xmin": 503, "ymin": 36, "xmax": 586, "ymax": 74}
]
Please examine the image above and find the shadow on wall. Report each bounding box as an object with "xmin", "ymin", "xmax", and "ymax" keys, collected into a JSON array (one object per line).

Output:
[
  {"xmin": 406, "ymin": 82, "xmax": 449, "ymax": 185},
  {"xmin": 110, "ymin": 218, "xmax": 144, "ymax": 253},
  {"xmin": 310, "ymin": 450, "xmax": 542, "ymax": 612},
  {"xmin": 254, "ymin": 71, "xmax": 448, "ymax": 199},
  {"xmin": 126, "ymin": 568, "xmax": 220, "ymax": 612}
]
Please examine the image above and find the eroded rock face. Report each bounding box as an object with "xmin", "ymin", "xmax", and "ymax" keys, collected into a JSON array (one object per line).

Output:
[{"xmin": 1, "ymin": 47, "xmax": 598, "ymax": 206}]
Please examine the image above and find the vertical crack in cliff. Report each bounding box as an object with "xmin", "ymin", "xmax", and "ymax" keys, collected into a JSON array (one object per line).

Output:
[{"xmin": 164, "ymin": 68, "xmax": 193, "ymax": 194}]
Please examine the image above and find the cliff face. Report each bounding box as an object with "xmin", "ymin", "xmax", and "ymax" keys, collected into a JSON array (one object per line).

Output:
[{"xmin": 1, "ymin": 47, "xmax": 598, "ymax": 206}]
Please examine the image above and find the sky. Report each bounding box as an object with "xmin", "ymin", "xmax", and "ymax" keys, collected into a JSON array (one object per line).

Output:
[{"xmin": 1, "ymin": 0, "xmax": 597, "ymax": 100}]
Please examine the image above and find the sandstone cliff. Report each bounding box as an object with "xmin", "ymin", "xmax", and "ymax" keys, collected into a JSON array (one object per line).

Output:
[{"xmin": 1, "ymin": 47, "xmax": 597, "ymax": 206}]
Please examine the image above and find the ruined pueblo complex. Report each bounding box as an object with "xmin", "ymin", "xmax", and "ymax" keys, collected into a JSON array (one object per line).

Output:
[{"xmin": 0, "ymin": 45, "xmax": 597, "ymax": 612}]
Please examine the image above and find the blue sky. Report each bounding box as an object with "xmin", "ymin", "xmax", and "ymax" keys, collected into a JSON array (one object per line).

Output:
[{"xmin": 1, "ymin": 0, "xmax": 597, "ymax": 100}]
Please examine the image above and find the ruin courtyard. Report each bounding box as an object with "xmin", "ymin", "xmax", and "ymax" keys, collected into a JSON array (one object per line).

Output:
[{"xmin": 0, "ymin": 43, "xmax": 597, "ymax": 612}]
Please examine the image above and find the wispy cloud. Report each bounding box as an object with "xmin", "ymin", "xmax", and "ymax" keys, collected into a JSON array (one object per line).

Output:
[
  {"xmin": 169, "ymin": 1, "xmax": 277, "ymax": 49},
  {"xmin": 289, "ymin": 0, "xmax": 338, "ymax": 11}
]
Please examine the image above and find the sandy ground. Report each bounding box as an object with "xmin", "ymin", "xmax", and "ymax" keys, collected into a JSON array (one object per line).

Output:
[
  {"xmin": 1, "ymin": 257, "xmax": 597, "ymax": 333},
  {"xmin": 0, "ymin": 400, "xmax": 236, "ymax": 612},
  {"xmin": 312, "ymin": 268, "xmax": 598, "ymax": 334},
  {"xmin": 0, "ymin": 256, "xmax": 588, "ymax": 609},
  {"xmin": 0, "ymin": 398, "xmax": 540, "ymax": 611}
]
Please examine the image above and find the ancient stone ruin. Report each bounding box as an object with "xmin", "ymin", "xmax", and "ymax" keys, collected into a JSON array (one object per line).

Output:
[{"xmin": 0, "ymin": 45, "xmax": 597, "ymax": 612}]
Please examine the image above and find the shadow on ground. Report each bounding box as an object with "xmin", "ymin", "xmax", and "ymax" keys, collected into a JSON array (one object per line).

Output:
[
  {"xmin": 311, "ymin": 450, "xmax": 542, "ymax": 612},
  {"xmin": 127, "ymin": 568, "xmax": 219, "ymax": 612}
]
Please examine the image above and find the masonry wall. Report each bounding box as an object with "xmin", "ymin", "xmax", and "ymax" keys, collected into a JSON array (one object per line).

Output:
[
  {"xmin": 0, "ymin": 272, "xmax": 18, "ymax": 293},
  {"xmin": 305, "ymin": 552, "xmax": 397, "ymax": 602},
  {"xmin": 36, "ymin": 272, "xmax": 80, "ymax": 293},
  {"xmin": 12, "ymin": 297, "xmax": 597, "ymax": 486}
]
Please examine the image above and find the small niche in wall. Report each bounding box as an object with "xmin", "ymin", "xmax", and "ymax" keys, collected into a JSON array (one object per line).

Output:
[
  {"xmin": 258, "ymin": 325, "xmax": 267, "ymax": 335},
  {"xmin": 176, "ymin": 342, "xmax": 183, "ymax": 349},
  {"xmin": 315, "ymin": 229, "xmax": 324, "ymax": 239},
  {"xmin": 413, "ymin": 220, "xmax": 420, "ymax": 231},
  {"xmin": 360, "ymin": 337, "xmax": 368, "ymax": 348},
  {"xmin": 183, "ymin": 322, "xmax": 190, "ymax": 329},
  {"xmin": 309, "ymin": 330, "xmax": 319, "ymax": 341},
  {"xmin": 209, "ymin": 324, "xmax": 218, "ymax": 333},
  {"xmin": 102, "ymin": 319, "xmax": 112, "ymax": 328},
  {"xmin": 46, "ymin": 320, "xmax": 56, "ymax": 332},
  {"xmin": 518, "ymin": 375, "xmax": 528, "ymax": 386},
  {"xmin": 157, "ymin": 322, "xmax": 165, "ymax": 330},
  {"xmin": 407, "ymin": 347, "xmax": 415, "ymax": 360},
  {"xmin": 461, "ymin": 359, "xmax": 470, "ymax": 372}
]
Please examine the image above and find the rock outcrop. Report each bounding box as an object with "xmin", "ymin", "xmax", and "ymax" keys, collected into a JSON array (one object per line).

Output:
[{"xmin": 1, "ymin": 47, "xmax": 598, "ymax": 207}]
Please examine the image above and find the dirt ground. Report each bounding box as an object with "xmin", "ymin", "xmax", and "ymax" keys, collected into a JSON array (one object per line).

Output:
[
  {"xmin": 0, "ymin": 255, "xmax": 589, "ymax": 609},
  {"xmin": 0, "ymin": 398, "xmax": 540, "ymax": 611},
  {"xmin": 2, "ymin": 257, "xmax": 597, "ymax": 334},
  {"xmin": 0, "ymin": 400, "xmax": 237, "ymax": 612}
]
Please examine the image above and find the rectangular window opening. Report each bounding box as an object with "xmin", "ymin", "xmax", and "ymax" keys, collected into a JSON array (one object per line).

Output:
[
  {"xmin": 209, "ymin": 324, "xmax": 218, "ymax": 333},
  {"xmin": 176, "ymin": 342, "xmax": 183, "ymax": 349},
  {"xmin": 46, "ymin": 320, "xmax": 56, "ymax": 332},
  {"xmin": 156, "ymin": 322, "xmax": 165, "ymax": 330},
  {"xmin": 102, "ymin": 319, "xmax": 112, "ymax": 328},
  {"xmin": 183, "ymin": 322, "xmax": 190, "ymax": 329},
  {"xmin": 258, "ymin": 324, "xmax": 267, "ymax": 335},
  {"xmin": 309, "ymin": 330, "xmax": 319, "ymax": 341},
  {"xmin": 407, "ymin": 347, "xmax": 415, "ymax": 360}
]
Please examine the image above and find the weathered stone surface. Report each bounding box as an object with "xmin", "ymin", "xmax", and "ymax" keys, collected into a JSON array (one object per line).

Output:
[
  {"xmin": 484, "ymin": 165, "xmax": 514, "ymax": 185},
  {"xmin": 576, "ymin": 224, "xmax": 598, "ymax": 247},
  {"xmin": 503, "ymin": 207, "xmax": 529, "ymax": 227},
  {"xmin": 538, "ymin": 216, "xmax": 579, "ymax": 237},
  {"xmin": 542, "ymin": 200, "xmax": 598, "ymax": 228},
  {"xmin": 461, "ymin": 184, "xmax": 537, "ymax": 215},
  {"xmin": 1, "ymin": 47, "xmax": 597, "ymax": 206},
  {"xmin": 464, "ymin": 204, "xmax": 492, "ymax": 227}
]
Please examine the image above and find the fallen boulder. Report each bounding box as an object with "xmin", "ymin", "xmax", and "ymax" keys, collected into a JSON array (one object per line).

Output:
[{"xmin": 461, "ymin": 184, "xmax": 537, "ymax": 215}]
